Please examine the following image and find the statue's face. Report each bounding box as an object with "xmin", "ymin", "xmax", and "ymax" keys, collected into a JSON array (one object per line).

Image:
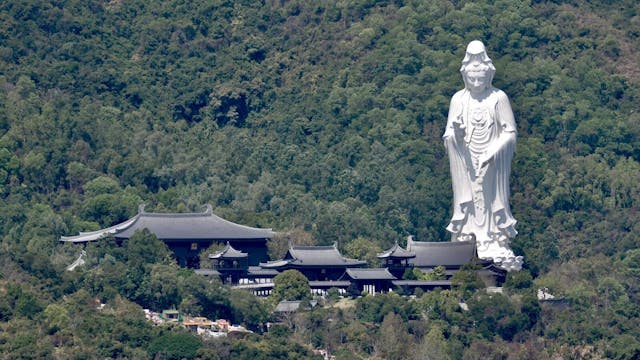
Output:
[
  {"xmin": 461, "ymin": 52, "xmax": 493, "ymax": 94},
  {"xmin": 465, "ymin": 71, "xmax": 489, "ymax": 93}
]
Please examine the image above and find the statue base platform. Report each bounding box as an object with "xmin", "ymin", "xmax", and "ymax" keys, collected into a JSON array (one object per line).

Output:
[
  {"xmin": 455, "ymin": 233, "xmax": 523, "ymax": 271},
  {"xmin": 477, "ymin": 236, "xmax": 523, "ymax": 271}
]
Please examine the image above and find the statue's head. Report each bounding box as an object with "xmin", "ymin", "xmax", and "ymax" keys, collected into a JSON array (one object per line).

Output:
[{"xmin": 460, "ymin": 40, "xmax": 495, "ymax": 94}]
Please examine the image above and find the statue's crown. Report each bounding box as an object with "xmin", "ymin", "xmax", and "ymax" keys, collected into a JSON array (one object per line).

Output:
[{"xmin": 465, "ymin": 40, "xmax": 486, "ymax": 55}]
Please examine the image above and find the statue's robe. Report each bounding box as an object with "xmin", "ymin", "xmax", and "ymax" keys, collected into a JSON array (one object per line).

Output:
[{"xmin": 443, "ymin": 87, "xmax": 517, "ymax": 243}]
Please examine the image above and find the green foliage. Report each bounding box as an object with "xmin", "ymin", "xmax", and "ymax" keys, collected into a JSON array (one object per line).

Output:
[
  {"xmin": 198, "ymin": 242, "xmax": 226, "ymax": 269},
  {"xmin": 416, "ymin": 325, "xmax": 453, "ymax": 360},
  {"xmin": 425, "ymin": 265, "xmax": 447, "ymax": 281},
  {"xmin": 0, "ymin": 284, "xmax": 43, "ymax": 320},
  {"xmin": 377, "ymin": 312, "xmax": 411, "ymax": 359},
  {"xmin": 503, "ymin": 270, "xmax": 534, "ymax": 294},
  {"xmin": 451, "ymin": 264, "xmax": 485, "ymax": 300},
  {"xmin": 229, "ymin": 289, "xmax": 271, "ymax": 329},
  {"xmin": 326, "ymin": 287, "xmax": 341, "ymax": 302},
  {"xmin": 126, "ymin": 229, "xmax": 175, "ymax": 266},
  {"xmin": 225, "ymin": 333, "xmax": 320, "ymax": 359},
  {"xmin": 402, "ymin": 265, "xmax": 447, "ymax": 282},
  {"xmin": 604, "ymin": 334, "xmax": 640, "ymax": 360},
  {"xmin": 148, "ymin": 332, "xmax": 202, "ymax": 360},
  {"xmin": 462, "ymin": 338, "xmax": 510, "ymax": 360},
  {"xmin": 271, "ymin": 269, "xmax": 311, "ymax": 303},
  {"xmin": 402, "ymin": 267, "xmax": 419, "ymax": 280},
  {"xmin": 417, "ymin": 290, "xmax": 466, "ymax": 324},
  {"xmin": 519, "ymin": 293, "xmax": 541, "ymax": 330},
  {"xmin": 267, "ymin": 227, "xmax": 314, "ymax": 261},
  {"xmin": 343, "ymin": 237, "xmax": 382, "ymax": 267},
  {"xmin": 467, "ymin": 292, "xmax": 529, "ymax": 341},
  {"xmin": 355, "ymin": 292, "xmax": 418, "ymax": 323}
]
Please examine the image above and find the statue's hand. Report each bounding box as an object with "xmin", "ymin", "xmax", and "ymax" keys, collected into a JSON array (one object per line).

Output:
[
  {"xmin": 443, "ymin": 128, "xmax": 459, "ymax": 143},
  {"xmin": 444, "ymin": 118, "xmax": 466, "ymax": 144},
  {"xmin": 445, "ymin": 122, "xmax": 464, "ymax": 145},
  {"xmin": 443, "ymin": 133, "xmax": 453, "ymax": 147}
]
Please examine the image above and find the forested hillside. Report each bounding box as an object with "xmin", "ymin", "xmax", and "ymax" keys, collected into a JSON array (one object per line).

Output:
[{"xmin": 0, "ymin": 0, "xmax": 639, "ymax": 358}]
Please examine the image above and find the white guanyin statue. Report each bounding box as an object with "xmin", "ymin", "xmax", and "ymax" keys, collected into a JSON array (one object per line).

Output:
[{"xmin": 443, "ymin": 40, "xmax": 523, "ymax": 271}]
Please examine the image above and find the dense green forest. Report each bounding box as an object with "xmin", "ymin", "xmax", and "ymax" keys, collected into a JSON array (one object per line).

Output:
[{"xmin": 0, "ymin": 0, "xmax": 639, "ymax": 358}]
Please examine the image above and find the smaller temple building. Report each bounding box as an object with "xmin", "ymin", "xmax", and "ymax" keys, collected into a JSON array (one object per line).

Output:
[
  {"xmin": 201, "ymin": 242, "xmax": 279, "ymax": 285},
  {"xmin": 377, "ymin": 241, "xmax": 416, "ymax": 278},
  {"xmin": 260, "ymin": 243, "xmax": 367, "ymax": 281},
  {"xmin": 342, "ymin": 268, "xmax": 397, "ymax": 295},
  {"xmin": 208, "ymin": 242, "xmax": 249, "ymax": 284}
]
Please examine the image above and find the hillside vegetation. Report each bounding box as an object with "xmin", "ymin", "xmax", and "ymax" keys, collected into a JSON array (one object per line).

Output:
[{"xmin": 0, "ymin": 0, "xmax": 639, "ymax": 358}]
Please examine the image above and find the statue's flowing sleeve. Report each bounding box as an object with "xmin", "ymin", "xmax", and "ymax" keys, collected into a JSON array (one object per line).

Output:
[
  {"xmin": 443, "ymin": 91, "xmax": 473, "ymax": 234},
  {"xmin": 491, "ymin": 90, "xmax": 517, "ymax": 237}
]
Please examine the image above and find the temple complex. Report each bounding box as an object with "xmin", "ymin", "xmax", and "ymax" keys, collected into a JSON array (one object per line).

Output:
[{"xmin": 61, "ymin": 204, "xmax": 505, "ymax": 296}]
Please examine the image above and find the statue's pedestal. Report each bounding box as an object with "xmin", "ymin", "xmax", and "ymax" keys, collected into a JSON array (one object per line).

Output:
[
  {"xmin": 475, "ymin": 235, "xmax": 523, "ymax": 271},
  {"xmin": 455, "ymin": 230, "xmax": 523, "ymax": 271}
]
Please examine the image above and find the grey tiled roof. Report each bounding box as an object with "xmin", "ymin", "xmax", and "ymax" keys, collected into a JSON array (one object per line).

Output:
[
  {"xmin": 308, "ymin": 281, "xmax": 351, "ymax": 287},
  {"xmin": 274, "ymin": 300, "xmax": 302, "ymax": 312},
  {"xmin": 247, "ymin": 267, "xmax": 279, "ymax": 276},
  {"xmin": 345, "ymin": 268, "xmax": 397, "ymax": 280},
  {"xmin": 194, "ymin": 269, "xmax": 221, "ymax": 276},
  {"xmin": 233, "ymin": 283, "xmax": 275, "ymax": 290},
  {"xmin": 287, "ymin": 244, "xmax": 367, "ymax": 267},
  {"xmin": 60, "ymin": 204, "xmax": 274, "ymax": 242},
  {"xmin": 260, "ymin": 244, "xmax": 366, "ymax": 269},
  {"xmin": 407, "ymin": 239, "xmax": 476, "ymax": 267},
  {"xmin": 209, "ymin": 242, "xmax": 248, "ymax": 259},
  {"xmin": 391, "ymin": 280, "xmax": 452, "ymax": 287},
  {"xmin": 59, "ymin": 217, "xmax": 138, "ymax": 243},
  {"xmin": 259, "ymin": 259, "xmax": 291, "ymax": 269},
  {"xmin": 274, "ymin": 300, "xmax": 318, "ymax": 312},
  {"xmin": 377, "ymin": 242, "xmax": 416, "ymax": 259}
]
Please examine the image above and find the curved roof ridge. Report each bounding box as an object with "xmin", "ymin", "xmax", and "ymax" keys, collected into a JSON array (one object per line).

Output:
[
  {"xmin": 60, "ymin": 204, "xmax": 274, "ymax": 242},
  {"xmin": 410, "ymin": 240, "xmax": 475, "ymax": 247},
  {"xmin": 138, "ymin": 204, "xmax": 212, "ymax": 215},
  {"xmin": 141, "ymin": 211, "xmax": 212, "ymax": 218},
  {"xmin": 291, "ymin": 244, "xmax": 336, "ymax": 250},
  {"xmin": 378, "ymin": 241, "xmax": 416, "ymax": 258},
  {"xmin": 60, "ymin": 213, "xmax": 141, "ymax": 242},
  {"xmin": 138, "ymin": 204, "xmax": 244, "ymax": 220},
  {"xmin": 259, "ymin": 259, "xmax": 292, "ymax": 268},
  {"xmin": 347, "ymin": 267, "xmax": 393, "ymax": 273},
  {"xmin": 207, "ymin": 212, "xmax": 274, "ymax": 232},
  {"xmin": 209, "ymin": 241, "xmax": 248, "ymax": 259},
  {"xmin": 279, "ymin": 244, "xmax": 367, "ymax": 267}
]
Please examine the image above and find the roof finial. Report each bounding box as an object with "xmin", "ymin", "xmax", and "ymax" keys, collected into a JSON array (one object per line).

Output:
[
  {"xmin": 138, "ymin": 204, "xmax": 146, "ymax": 214},
  {"xmin": 406, "ymin": 235, "xmax": 414, "ymax": 250}
]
